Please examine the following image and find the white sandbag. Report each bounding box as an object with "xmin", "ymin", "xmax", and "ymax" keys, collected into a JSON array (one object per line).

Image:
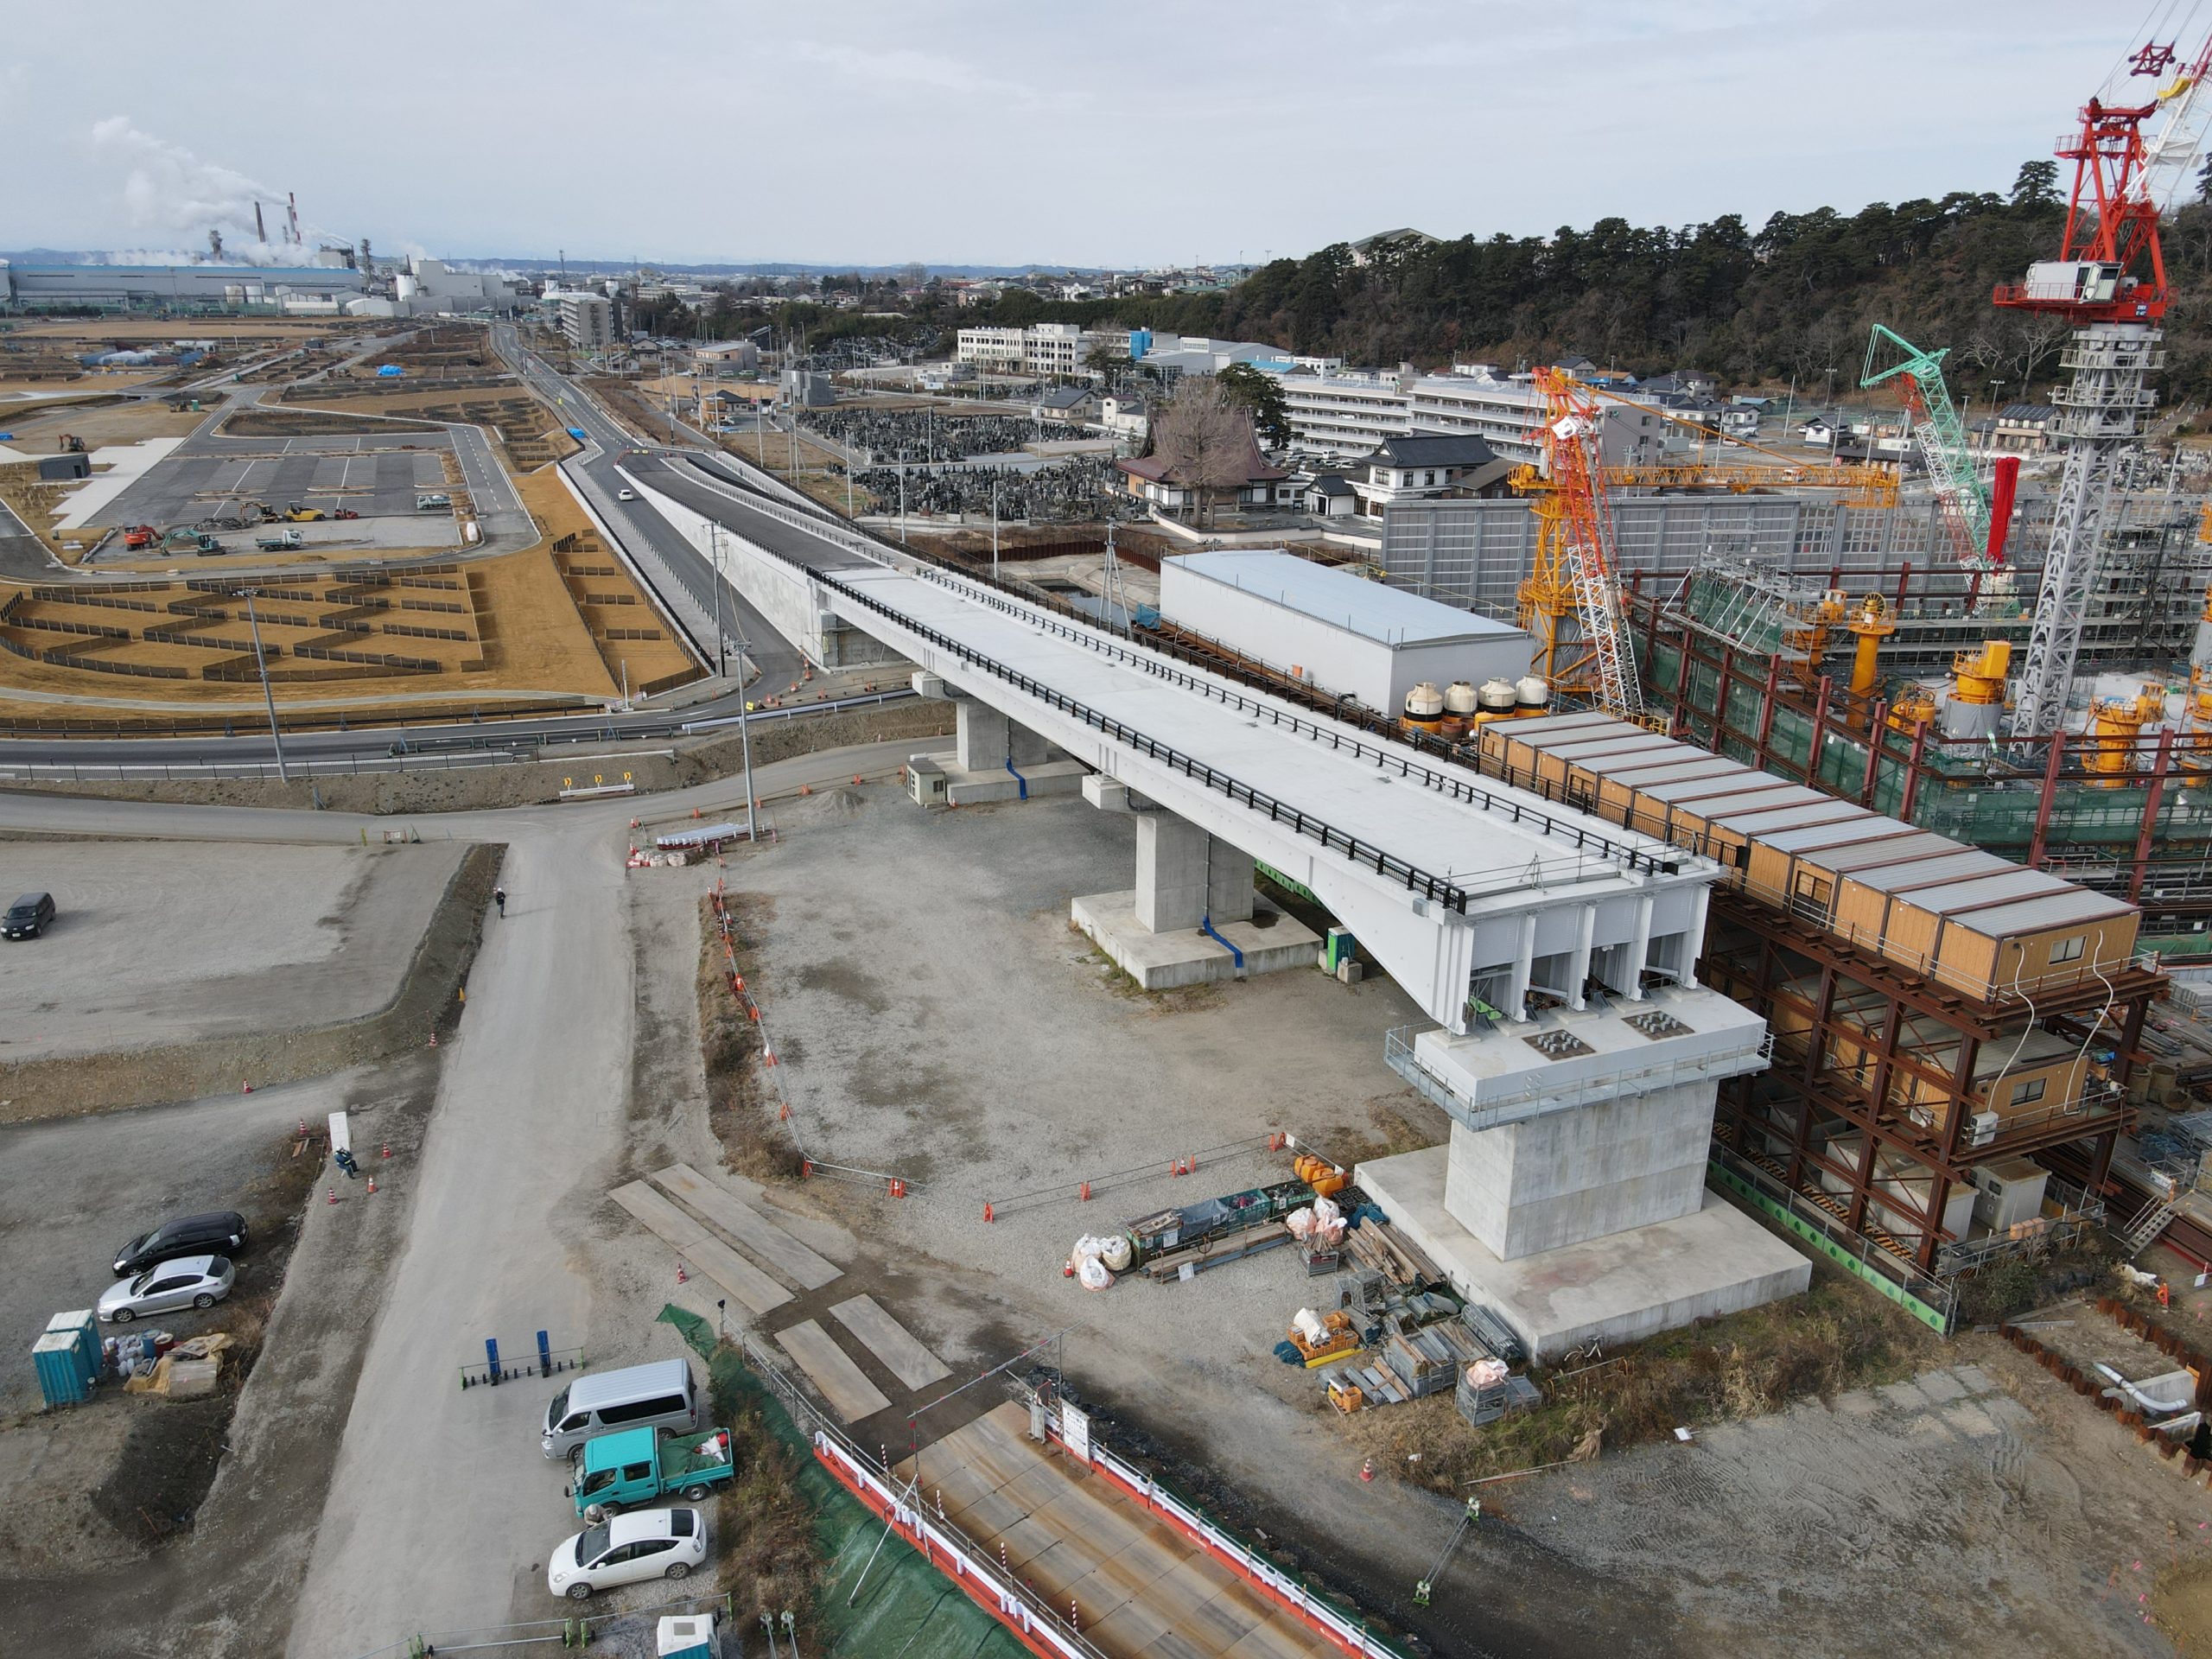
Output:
[
  {"xmin": 1077, "ymin": 1255, "xmax": 1113, "ymax": 1290},
  {"xmin": 1286, "ymin": 1206, "xmax": 1316, "ymax": 1241},
  {"xmin": 1313, "ymin": 1195, "xmax": 1342, "ymax": 1229},
  {"xmin": 1097, "ymin": 1234, "xmax": 1133, "ymax": 1271},
  {"xmin": 1466, "ymin": 1358, "xmax": 1509, "ymax": 1389},
  {"xmin": 1292, "ymin": 1308, "xmax": 1326, "ymax": 1346}
]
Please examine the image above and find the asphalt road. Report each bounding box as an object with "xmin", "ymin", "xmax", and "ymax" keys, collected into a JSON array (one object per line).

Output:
[
  {"xmin": 0, "ymin": 735, "xmax": 928, "ymax": 1651},
  {"xmin": 495, "ymin": 326, "xmax": 803, "ymax": 687}
]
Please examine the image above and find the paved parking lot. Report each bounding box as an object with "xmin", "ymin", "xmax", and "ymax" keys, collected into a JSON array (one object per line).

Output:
[{"xmin": 96, "ymin": 437, "xmax": 453, "ymax": 527}]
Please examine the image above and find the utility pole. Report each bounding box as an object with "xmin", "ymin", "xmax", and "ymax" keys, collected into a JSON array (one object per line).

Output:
[
  {"xmin": 705, "ymin": 519, "xmax": 727, "ymax": 671},
  {"xmin": 732, "ymin": 616, "xmax": 759, "ymax": 842},
  {"xmin": 992, "ymin": 476, "xmax": 1000, "ymax": 580},
  {"xmin": 238, "ymin": 589, "xmax": 289, "ymax": 783},
  {"xmin": 899, "ymin": 448, "xmax": 908, "ymax": 543}
]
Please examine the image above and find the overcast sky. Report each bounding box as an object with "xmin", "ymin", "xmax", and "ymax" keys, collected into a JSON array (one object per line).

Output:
[{"xmin": 0, "ymin": 2, "xmax": 2160, "ymax": 268}]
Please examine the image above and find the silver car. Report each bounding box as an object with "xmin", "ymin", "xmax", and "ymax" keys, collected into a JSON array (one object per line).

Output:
[{"xmin": 97, "ymin": 1254, "xmax": 235, "ymax": 1323}]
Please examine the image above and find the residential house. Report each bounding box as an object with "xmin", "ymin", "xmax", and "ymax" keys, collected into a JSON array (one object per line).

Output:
[
  {"xmin": 1352, "ymin": 433, "xmax": 1514, "ymax": 516},
  {"xmin": 1102, "ymin": 393, "xmax": 1148, "ymax": 446},
  {"xmin": 1992, "ymin": 402, "xmax": 2062, "ymax": 454},
  {"xmin": 1033, "ymin": 385, "xmax": 1099, "ymax": 422},
  {"xmin": 1799, "ymin": 418, "xmax": 1837, "ymax": 446},
  {"xmin": 1304, "ymin": 474, "xmax": 1357, "ymax": 517},
  {"xmin": 1115, "ymin": 434, "xmax": 1294, "ymax": 518}
]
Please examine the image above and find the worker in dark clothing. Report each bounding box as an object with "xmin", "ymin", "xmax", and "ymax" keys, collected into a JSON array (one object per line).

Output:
[{"xmin": 493, "ymin": 886, "xmax": 506, "ymax": 918}]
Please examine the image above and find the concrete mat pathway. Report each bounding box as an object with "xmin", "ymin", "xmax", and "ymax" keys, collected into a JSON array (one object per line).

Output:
[
  {"xmin": 608, "ymin": 1179, "xmax": 790, "ymax": 1316},
  {"xmin": 650, "ymin": 1162, "xmax": 842, "ymax": 1288},
  {"xmin": 774, "ymin": 1318, "xmax": 891, "ymax": 1421},
  {"xmin": 830, "ymin": 1294, "xmax": 950, "ymax": 1389}
]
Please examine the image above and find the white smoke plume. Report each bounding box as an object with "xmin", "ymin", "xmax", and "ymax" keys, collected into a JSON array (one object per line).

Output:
[{"xmin": 88, "ymin": 117, "xmax": 334, "ymax": 265}]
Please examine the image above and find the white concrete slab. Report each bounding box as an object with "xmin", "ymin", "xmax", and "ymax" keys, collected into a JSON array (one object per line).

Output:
[
  {"xmin": 1358, "ymin": 1143, "xmax": 1810, "ymax": 1361},
  {"xmin": 54, "ymin": 435, "xmax": 186, "ymax": 530},
  {"xmin": 1071, "ymin": 890, "xmax": 1320, "ymax": 991}
]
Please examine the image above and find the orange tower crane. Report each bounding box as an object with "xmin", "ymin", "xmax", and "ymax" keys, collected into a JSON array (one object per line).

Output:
[{"xmin": 1515, "ymin": 368, "xmax": 1643, "ymax": 719}]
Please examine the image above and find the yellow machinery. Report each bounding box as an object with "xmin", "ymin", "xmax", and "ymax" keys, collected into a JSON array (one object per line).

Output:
[
  {"xmin": 1845, "ymin": 594, "xmax": 1896, "ymax": 724},
  {"xmin": 1952, "ymin": 640, "xmax": 2011, "ymax": 709},
  {"xmin": 2085, "ymin": 684, "xmax": 2164, "ymax": 787}
]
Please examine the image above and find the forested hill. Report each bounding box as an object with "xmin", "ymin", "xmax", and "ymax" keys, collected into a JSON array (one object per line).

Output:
[{"xmin": 1071, "ymin": 162, "xmax": 2212, "ymax": 404}]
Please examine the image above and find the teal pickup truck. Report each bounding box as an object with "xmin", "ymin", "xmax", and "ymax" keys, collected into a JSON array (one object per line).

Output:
[{"xmin": 568, "ymin": 1426, "xmax": 736, "ymax": 1521}]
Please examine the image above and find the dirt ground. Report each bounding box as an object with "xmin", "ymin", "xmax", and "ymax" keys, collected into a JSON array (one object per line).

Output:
[
  {"xmin": 608, "ymin": 784, "xmax": 2212, "ymax": 1659},
  {"xmin": 0, "ymin": 842, "xmax": 500, "ymax": 1121},
  {"xmin": 0, "ymin": 838, "xmax": 465, "ymax": 1061},
  {"xmin": 0, "ymin": 1046, "xmax": 450, "ymax": 1657}
]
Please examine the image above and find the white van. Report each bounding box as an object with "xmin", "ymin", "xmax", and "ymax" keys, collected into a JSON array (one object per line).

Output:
[{"xmin": 542, "ymin": 1357, "xmax": 700, "ymax": 1461}]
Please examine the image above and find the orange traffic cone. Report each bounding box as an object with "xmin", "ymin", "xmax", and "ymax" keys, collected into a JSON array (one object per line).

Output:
[
  {"xmin": 365, "ymin": 1176, "xmax": 377, "ymax": 1195},
  {"xmin": 380, "ymin": 1142, "xmax": 391, "ymax": 1160},
  {"xmin": 1359, "ymin": 1457, "xmax": 1373, "ymax": 1483},
  {"xmin": 326, "ymin": 1186, "xmax": 339, "ymax": 1205},
  {"xmin": 242, "ymin": 1080, "xmax": 253, "ymax": 1094},
  {"xmin": 675, "ymin": 1261, "xmax": 689, "ymax": 1285}
]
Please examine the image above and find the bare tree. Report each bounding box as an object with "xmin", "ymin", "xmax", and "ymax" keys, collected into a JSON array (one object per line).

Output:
[
  {"xmin": 1152, "ymin": 377, "xmax": 1259, "ymax": 527},
  {"xmin": 2009, "ymin": 315, "xmax": 2070, "ymax": 401}
]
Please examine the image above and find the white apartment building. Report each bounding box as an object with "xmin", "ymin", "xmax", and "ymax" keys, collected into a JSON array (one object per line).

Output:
[
  {"xmin": 1410, "ymin": 367, "xmax": 1675, "ymax": 469},
  {"xmin": 1274, "ymin": 368, "xmax": 1416, "ymax": 457},
  {"xmin": 954, "ymin": 321, "xmax": 1090, "ymax": 378},
  {"xmin": 956, "ymin": 326, "xmax": 1027, "ymax": 372},
  {"xmin": 557, "ymin": 292, "xmax": 614, "ymax": 352}
]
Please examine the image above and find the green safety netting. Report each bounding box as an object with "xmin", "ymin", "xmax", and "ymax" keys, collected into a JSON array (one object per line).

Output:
[{"xmin": 658, "ymin": 1305, "xmax": 1029, "ymax": 1659}]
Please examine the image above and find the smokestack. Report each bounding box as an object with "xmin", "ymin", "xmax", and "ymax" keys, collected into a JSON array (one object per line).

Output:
[
  {"xmin": 287, "ymin": 191, "xmax": 300, "ymax": 245},
  {"xmin": 254, "ymin": 200, "xmax": 267, "ymax": 244}
]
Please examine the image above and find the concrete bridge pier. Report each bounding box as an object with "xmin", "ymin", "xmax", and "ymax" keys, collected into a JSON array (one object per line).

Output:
[
  {"xmin": 905, "ymin": 673, "xmax": 1088, "ymax": 806},
  {"xmin": 1071, "ymin": 779, "xmax": 1319, "ymax": 992}
]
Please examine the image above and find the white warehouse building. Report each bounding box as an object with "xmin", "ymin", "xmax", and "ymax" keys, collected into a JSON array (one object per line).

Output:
[{"xmin": 1157, "ymin": 548, "xmax": 1532, "ymax": 715}]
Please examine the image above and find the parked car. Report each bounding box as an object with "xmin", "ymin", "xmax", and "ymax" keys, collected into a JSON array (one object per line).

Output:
[
  {"xmin": 98, "ymin": 1254, "xmax": 234, "ymax": 1323},
  {"xmin": 113, "ymin": 1211, "xmax": 248, "ymax": 1276},
  {"xmin": 3, "ymin": 892, "xmax": 55, "ymax": 940},
  {"xmin": 568, "ymin": 1425, "xmax": 735, "ymax": 1520},
  {"xmin": 545, "ymin": 1507, "xmax": 705, "ymax": 1600}
]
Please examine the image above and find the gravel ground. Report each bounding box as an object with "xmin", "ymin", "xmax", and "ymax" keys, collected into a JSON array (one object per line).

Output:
[
  {"xmin": 0, "ymin": 840, "xmax": 465, "ymax": 1060},
  {"xmin": 0, "ymin": 1066, "xmax": 386, "ymax": 1419}
]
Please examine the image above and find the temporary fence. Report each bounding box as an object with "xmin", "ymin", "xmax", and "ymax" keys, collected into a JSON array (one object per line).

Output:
[
  {"xmin": 980, "ymin": 1131, "xmax": 1293, "ymax": 1223},
  {"xmin": 707, "ymin": 878, "xmax": 920, "ymax": 1198}
]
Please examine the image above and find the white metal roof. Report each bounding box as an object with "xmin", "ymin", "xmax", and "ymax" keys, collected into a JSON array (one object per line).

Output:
[
  {"xmin": 1841, "ymin": 851, "xmax": 2011, "ymax": 893},
  {"xmin": 1164, "ymin": 550, "xmax": 1526, "ymax": 649}
]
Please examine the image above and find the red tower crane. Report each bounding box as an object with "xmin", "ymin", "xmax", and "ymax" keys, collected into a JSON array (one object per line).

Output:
[{"xmin": 1996, "ymin": 34, "xmax": 2212, "ymax": 734}]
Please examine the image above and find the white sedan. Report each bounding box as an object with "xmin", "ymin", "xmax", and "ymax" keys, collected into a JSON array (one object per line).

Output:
[
  {"xmin": 546, "ymin": 1507, "xmax": 706, "ymax": 1600},
  {"xmin": 98, "ymin": 1254, "xmax": 234, "ymax": 1323},
  {"xmin": 616, "ymin": 488, "xmax": 636, "ymax": 501}
]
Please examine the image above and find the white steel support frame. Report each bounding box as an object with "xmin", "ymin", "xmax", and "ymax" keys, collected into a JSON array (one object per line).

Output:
[{"xmin": 2010, "ymin": 322, "xmax": 2162, "ymax": 737}]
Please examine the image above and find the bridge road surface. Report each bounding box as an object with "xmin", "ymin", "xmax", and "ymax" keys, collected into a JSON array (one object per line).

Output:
[{"xmin": 0, "ymin": 740, "xmax": 925, "ymax": 1652}]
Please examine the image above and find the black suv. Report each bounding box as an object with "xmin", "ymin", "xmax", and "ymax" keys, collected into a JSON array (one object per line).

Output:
[
  {"xmin": 113, "ymin": 1211, "xmax": 249, "ymax": 1277},
  {"xmin": 3, "ymin": 892, "xmax": 54, "ymax": 939}
]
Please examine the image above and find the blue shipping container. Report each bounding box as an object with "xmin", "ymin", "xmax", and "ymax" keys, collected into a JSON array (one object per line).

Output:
[{"xmin": 33, "ymin": 1332, "xmax": 89, "ymax": 1407}]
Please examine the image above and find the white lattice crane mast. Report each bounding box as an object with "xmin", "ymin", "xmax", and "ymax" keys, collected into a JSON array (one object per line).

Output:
[{"xmin": 2002, "ymin": 34, "xmax": 2212, "ymax": 737}]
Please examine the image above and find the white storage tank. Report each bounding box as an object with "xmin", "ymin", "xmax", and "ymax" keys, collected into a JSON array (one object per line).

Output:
[
  {"xmin": 1444, "ymin": 681, "xmax": 1478, "ymax": 716},
  {"xmin": 1403, "ymin": 682, "xmax": 1445, "ymax": 728},
  {"xmin": 1516, "ymin": 675, "xmax": 1551, "ymax": 711},
  {"xmin": 1477, "ymin": 678, "xmax": 1517, "ymax": 714}
]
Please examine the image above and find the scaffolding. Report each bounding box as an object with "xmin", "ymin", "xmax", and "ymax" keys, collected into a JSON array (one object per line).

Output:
[{"xmin": 1627, "ymin": 569, "xmax": 2212, "ymax": 944}]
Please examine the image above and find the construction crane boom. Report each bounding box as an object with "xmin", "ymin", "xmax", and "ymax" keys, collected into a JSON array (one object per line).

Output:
[
  {"xmin": 1529, "ymin": 368, "xmax": 1643, "ymax": 720},
  {"xmin": 1859, "ymin": 324, "xmax": 2000, "ymax": 570},
  {"xmin": 1999, "ymin": 32, "xmax": 2212, "ymax": 737}
]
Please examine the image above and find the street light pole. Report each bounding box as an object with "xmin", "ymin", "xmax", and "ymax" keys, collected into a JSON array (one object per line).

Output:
[
  {"xmin": 238, "ymin": 589, "xmax": 289, "ymax": 783},
  {"xmin": 705, "ymin": 519, "xmax": 727, "ymax": 672}
]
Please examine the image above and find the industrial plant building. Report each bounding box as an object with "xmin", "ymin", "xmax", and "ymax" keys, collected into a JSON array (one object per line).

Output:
[{"xmin": 2, "ymin": 258, "xmax": 365, "ymax": 314}]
